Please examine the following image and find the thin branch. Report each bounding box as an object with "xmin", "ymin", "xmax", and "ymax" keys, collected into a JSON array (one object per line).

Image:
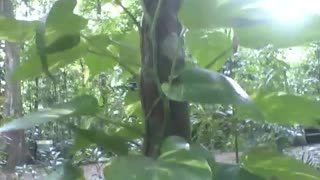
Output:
[{"xmin": 115, "ymin": 0, "xmax": 141, "ymax": 31}]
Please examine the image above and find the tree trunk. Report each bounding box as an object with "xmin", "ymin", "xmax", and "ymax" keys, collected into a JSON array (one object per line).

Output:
[
  {"xmin": 139, "ymin": 0, "xmax": 190, "ymax": 158},
  {"xmin": 0, "ymin": 0, "xmax": 29, "ymax": 171}
]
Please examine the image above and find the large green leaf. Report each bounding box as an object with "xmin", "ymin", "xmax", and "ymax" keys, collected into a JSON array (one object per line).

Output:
[
  {"xmin": 70, "ymin": 128, "xmax": 129, "ymax": 155},
  {"xmin": 254, "ymin": 92, "xmax": 320, "ymax": 127},
  {"xmin": 105, "ymin": 136, "xmax": 212, "ymax": 180},
  {"xmin": 180, "ymin": 0, "xmax": 262, "ymax": 29},
  {"xmin": 83, "ymin": 53, "xmax": 117, "ymax": 76},
  {"xmin": 104, "ymin": 155, "xmax": 155, "ymax": 180},
  {"xmin": 234, "ymin": 17, "xmax": 320, "ymax": 48},
  {"xmin": 45, "ymin": 33, "xmax": 81, "ymax": 54},
  {"xmin": 161, "ymin": 67, "xmax": 263, "ymax": 119},
  {"xmin": 105, "ymin": 153, "xmax": 211, "ymax": 180},
  {"xmin": 111, "ymin": 31, "xmax": 141, "ymax": 73},
  {"xmin": 162, "ymin": 67, "xmax": 250, "ymax": 105},
  {"xmin": 83, "ymin": 34, "xmax": 117, "ymax": 76},
  {"xmin": 0, "ymin": 95, "xmax": 98, "ymax": 132},
  {"xmin": 86, "ymin": 34, "xmax": 113, "ymax": 54},
  {"xmin": 12, "ymin": 38, "xmax": 88, "ymax": 80},
  {"xmin": 180, "ymin": 0, "xmax": 320, "ymax": 48},
  {"xmin": 185, "ymin": 30, "xmax": 232, "ymax": 71},
  {"xmin": 113, "ymin": 120, "xmax": 144, "ymax": 141},
  {"xmin": 241, "ymin": 146, "xmax": 320, "ymax": 180},
  {"xmin": 0, "ymin": 15, "xmax": 38, "ymax": 42},
  {"xmin": 45, "ymin": 0, "xmax": 87, "ymax": 45}
]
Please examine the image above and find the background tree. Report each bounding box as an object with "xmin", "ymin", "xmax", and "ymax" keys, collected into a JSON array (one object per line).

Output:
[{"xmin": 0, "ymin": 0, "xmax": 29, "ymax": 171}]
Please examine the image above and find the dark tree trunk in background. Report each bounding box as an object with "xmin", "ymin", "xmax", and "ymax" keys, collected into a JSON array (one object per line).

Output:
[
  {"xmin": 0, "ymin": 0, "xmax": 29, "ymax": 171},
  {"xmin": 139, "ymin": 0, "xmax": 190, "ymax": 158}
]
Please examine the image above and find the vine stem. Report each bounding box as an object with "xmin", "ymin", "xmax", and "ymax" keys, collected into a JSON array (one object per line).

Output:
[{"xmin": 149, "ymin": 0, "xmax": 170, "ymax": 144}]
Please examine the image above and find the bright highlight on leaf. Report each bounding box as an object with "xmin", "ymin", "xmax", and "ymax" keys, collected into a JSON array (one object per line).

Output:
[
  {"xmin": 180, "ymin": 0, "xmax": 320, "ymax": 48},
  {"xmin": 241, "ymin": 146, "xmax": 320, "ymax": 180},
  {"xmin": 258, "ymin": 0, "xmax": 320, "ymax": 24}
]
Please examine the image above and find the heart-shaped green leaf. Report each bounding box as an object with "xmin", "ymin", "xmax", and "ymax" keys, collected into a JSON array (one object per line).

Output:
[
  {"xmin": 83, "ymin": 53, "xmax": 117, "ymax": 76},
  {"xmin": 105, "ymin": 138, "xmax": 212, "ymax": 180},
  {"xmin": 0, "ymin": 15, "xmax": 38, "ymax": 42},
  {"xmin": 70, "ymin": 128, "xmax": 129, "ymax": 155},
  {"xmin": 254, "ymin": 92, "xmax": 320, "ymax": 127},
  {"xmin": 111, "ymin": 31, "xmax": 141, "ymax": 73},
  {"xmin": 12, "ymin": 38, "xmax": 88, "ymax": 81},
  {"xmin": 0, "ymin": 95, "xmax": 98, "ymax": 132},
  {"xmin": 241, "ymin": 146, "xmax": 320, "ymax": 180},
  {"xmin": 162, "ymin": 67, "xmax": 250, "ymax": 105},
  {"xmin": 45, "ymin": 0, "xmax": 87, "ymax": 45}
]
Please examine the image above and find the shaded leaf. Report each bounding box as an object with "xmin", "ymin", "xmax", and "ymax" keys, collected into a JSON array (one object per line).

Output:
[
  {"xmin": 86, "ymin": 34, "xmax": 113, "ymax": 54},
  {"xmin": 46, "ymin": 33, "xmax": 81, "ymax": 54},
  {"xmin": 111, "ymin": 31, "xmax": 141, "ymax": 72},
  {"xmin": 241, "ymin": 146, "xmax": 320, "ymax": 180},
  {"xmin": 70, "ymin": 128, "xmax": 129, "ymax": 155},
  {"xmin": 0, "ymin": 15, "xmax": 38, "ymax": 42},
  {"xmin": 113, "ymin": 120, "xmax": 144, "ymax": 141},
  {"xmin": 162, "ymin": 67, "xmax": 250, "ymax": 105},
  {"xmin": 45, "ymin": 0, "xmax": 87, "ymax": 45},
  {"xmin": 254, "ymin": 92, "xmax": 320, "ymax": 127},
  {"xmin": 0, "ymin": 95, "xmax": 98, "ymax": 132},
  {"xmin": 105, "ymin": 149, "xmax": 211, "ymax": 180},
  {"xmin": 83, "ymin": 53, "xmax": 117, "ymax": 76},
  {"xmin": 104, "ymin": 155, "xmax": 155, "ymax": 180},
  {"xmin": 157, "ymin": 149, "xmax": 212, "ymax": 180},
  {"xmin": 12, "ymin": 38, "xmax": 88, "ymax": 81}
]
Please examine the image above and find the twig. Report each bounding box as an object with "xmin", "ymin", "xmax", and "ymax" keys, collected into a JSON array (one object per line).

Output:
[{"xmin": 115, "ymin": 0, "xmax": 141, "ymax": 31}]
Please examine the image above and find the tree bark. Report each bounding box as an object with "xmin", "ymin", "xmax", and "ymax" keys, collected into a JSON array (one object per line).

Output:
[
  {"xmin": 139, "ymin": 0, "xmax": 190, "ymax": 158},
  {"xmin": 0, "ymin": 0, "xmax": 29, "ymax": 171}
]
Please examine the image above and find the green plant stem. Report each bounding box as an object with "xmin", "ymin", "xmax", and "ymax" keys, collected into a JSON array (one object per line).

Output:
[{"xmin": 149, "ymin": 0, "xmax": 170, "ymax": 142}]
